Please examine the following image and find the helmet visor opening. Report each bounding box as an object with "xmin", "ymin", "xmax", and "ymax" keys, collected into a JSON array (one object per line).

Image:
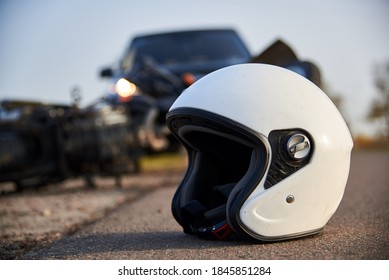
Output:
[
  {"xmin": 167, "ymin": 108, "xmax": 269, "ymax": 236},
  {"xmin": 178, "ymin": 126, "xmax": 257, "ymax": 228},
  {"xmin": 182, "ymin": 128, "xmax": 252, "ymax": 188}
]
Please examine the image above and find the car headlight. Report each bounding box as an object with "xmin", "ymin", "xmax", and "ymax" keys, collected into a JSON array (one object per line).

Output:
[{"xmin": 115, "ymin": 78, "xmax": 137, "ymax": 98}]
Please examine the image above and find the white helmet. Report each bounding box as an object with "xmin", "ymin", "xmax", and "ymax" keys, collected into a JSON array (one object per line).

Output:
[{"xmin": 167, "ymin": 63, "xmax": 353, "ymax": 241}]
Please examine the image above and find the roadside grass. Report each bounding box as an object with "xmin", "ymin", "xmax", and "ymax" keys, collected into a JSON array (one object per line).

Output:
[{"xmin": 140, "ymin": 152, "xmax": 187, "ymax": 173}]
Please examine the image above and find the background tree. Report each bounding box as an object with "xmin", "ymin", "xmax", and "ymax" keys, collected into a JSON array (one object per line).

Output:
[{"xmin": 368, "ymin": 62, "xmax": 389, "ymax": 139}]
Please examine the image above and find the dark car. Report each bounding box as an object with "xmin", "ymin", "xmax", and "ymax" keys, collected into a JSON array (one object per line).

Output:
[
  {"xmin": 100, "ymin": 29, "xmax": 252, "ymax": 153},
  {"xmin": 109, "ymin": 28, "xmax": 251, "ymax": 83},
  {"xmin": 99, "ymin": 29, "xmax": 321, "ymax": 154}
]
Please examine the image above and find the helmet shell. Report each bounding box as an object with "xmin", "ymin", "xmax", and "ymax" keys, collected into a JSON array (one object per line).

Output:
[{"xmin": 169, "ymin": 63, "xmax": 353, "ymax": 240}]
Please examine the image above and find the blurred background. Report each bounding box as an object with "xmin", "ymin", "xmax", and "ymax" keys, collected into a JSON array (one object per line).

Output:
[{"xmin": 0, "ymin": 0, "xmax": 388, "ymax": 141}]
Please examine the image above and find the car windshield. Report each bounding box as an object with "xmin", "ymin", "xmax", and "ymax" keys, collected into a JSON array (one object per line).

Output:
[{"xmin": 120, "ymin": 30, "xmax": 250, "ymax": 71}]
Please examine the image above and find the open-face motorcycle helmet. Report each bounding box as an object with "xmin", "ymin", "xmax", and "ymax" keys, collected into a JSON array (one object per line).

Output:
[{"xmin": 166, "ymin": 64, "xmax": 353, "ymax": 242}]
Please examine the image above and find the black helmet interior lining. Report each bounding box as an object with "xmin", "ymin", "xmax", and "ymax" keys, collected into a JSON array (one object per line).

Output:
[{"xmin": 167, "ymin": 108, "xmax": 269, "ymax": 239}]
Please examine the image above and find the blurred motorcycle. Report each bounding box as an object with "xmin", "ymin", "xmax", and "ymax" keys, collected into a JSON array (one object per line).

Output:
[{"xmin": 0, "ymin": 96, "xmax": 141, "ymax": 190}]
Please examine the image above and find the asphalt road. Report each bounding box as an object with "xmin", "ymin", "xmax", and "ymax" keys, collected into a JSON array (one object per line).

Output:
[{"xmin": 22, "ymin": 150, "xmax": 389, "ymax": 259}]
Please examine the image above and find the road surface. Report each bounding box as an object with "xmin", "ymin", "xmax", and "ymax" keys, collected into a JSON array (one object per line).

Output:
[{"xmin": 1, "ymin": 150, "xmax": 388, "ymax": 259}]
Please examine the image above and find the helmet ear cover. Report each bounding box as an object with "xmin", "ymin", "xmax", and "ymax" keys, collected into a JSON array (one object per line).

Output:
[
  {"xmin": 167, "ymin": 108, "xmax": 269, "ymax": 240},
  {"xmin": 265, "ymin": 129, "xmax": 314, "ymax": 189}
]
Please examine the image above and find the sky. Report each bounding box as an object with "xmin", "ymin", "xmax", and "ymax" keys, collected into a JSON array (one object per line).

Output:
[{"xmin": 0, "ymin": 0, "xmax": 388, "ymax": 137}]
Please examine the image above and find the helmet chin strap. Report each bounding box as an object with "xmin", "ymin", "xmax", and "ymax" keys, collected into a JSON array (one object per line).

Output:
[
  {"xmin": 191, "ymin": 222, "xmax": 234, "ymax": 240},
  {"xmin": 180, "ymin": 183, "xmax": 237, "ymax": 240}
]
